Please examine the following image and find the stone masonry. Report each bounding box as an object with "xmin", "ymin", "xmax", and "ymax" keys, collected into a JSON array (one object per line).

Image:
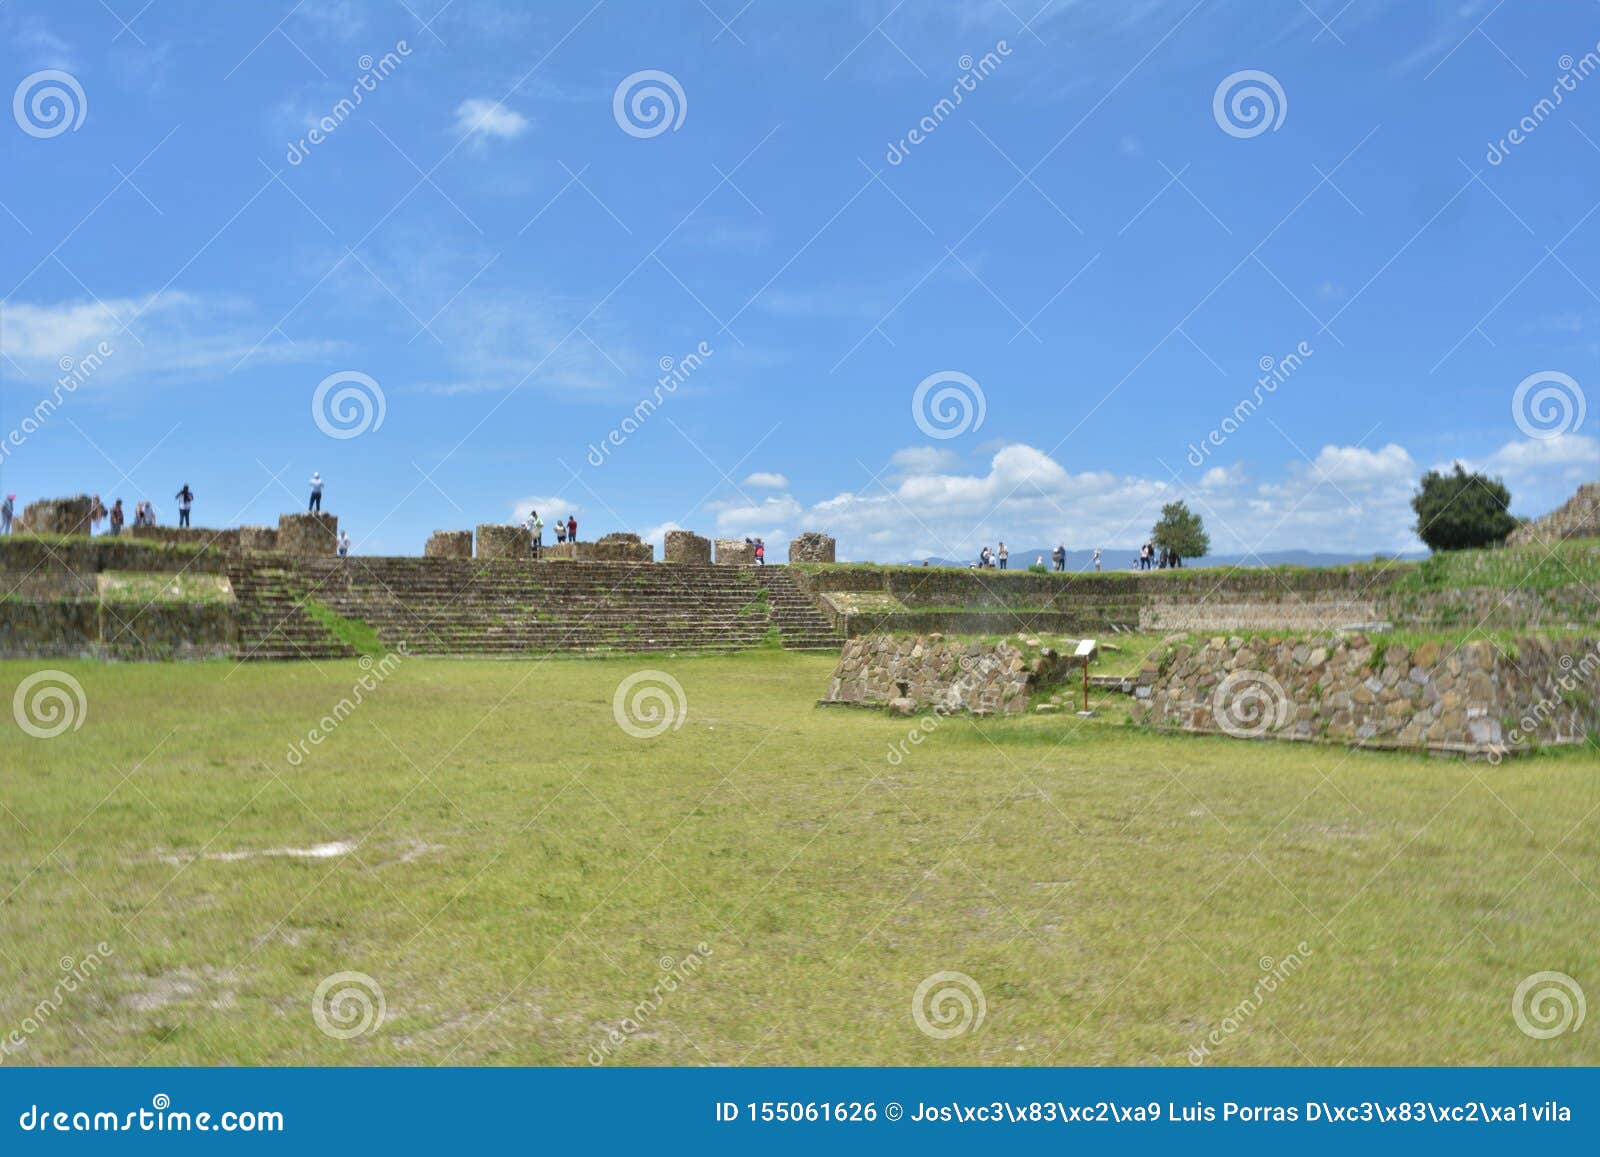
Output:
[
  {"xmin": 475, "ymin": 523, "xmax": 530, "ymax": 560},
  {"xmin": 663, "ymin": 530, "xmax": 712, "ymax": 563},
  {"xmin": 22, "ymin": 495, "xmax": 92, "ymax": 536},
  {"xmin": 237, "ymin": 526, "xmax": 279, "ymax": 551},
  {"xmin": 425, "ymin": 530, "xmax": 473, "ymax": 558},
  {"xmin": 277, "ymin": 512, "xmax": 339, "ymax": 556},
  {"xmin": 822, "ymin": 633, "xmax": 1076, "ymax": 716},
  {"xmin": 1130, "ymin": 632, "xmax": 1600, "ymax": 756},
  {"xmin": 715, "ymin": 538, "xmax": 757, "ymax": 565},
  {"xmin": 788, "ymin": 532, "xmax": 837, "ymax": 563},
  {"xmin": 1507, "ymin": 481, "xmax": 1600, "ymax": 547}
]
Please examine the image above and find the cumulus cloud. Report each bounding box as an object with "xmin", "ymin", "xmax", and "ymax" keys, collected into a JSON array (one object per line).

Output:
[
  {"xmin": 741, "ymin": 471, "xmax": 789, "ymax": 489},
  {"xmin": 511, "ymin": 496, "xmax": 578, "ymax": 521},
  {"xmin": 454, "ymin": 98, "xmax": 529, "ymax": 141}
]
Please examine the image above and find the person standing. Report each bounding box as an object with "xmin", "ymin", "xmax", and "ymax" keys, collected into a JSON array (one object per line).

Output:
[
  {"xmin": 308, "ymin": 472, "xmax": 324, "ymax": 512},
  {"xmin": 337, "ymin": 530, "xmax": 351, "ymax": 557},
  {"xmin": 1052, "ymin": 543, "xmax": 1066, "ymax": 572},
  {"xmin": 174, "ymin": 484, "xmax": 194, "ymax": 528},
  {"xmin": 1093, "ymin": 547, "xmax": 1102, "ymax": 573},
  {"xmin": 1, "ymin": 494, "xmax": 13, "ymax": 535},
  {"xmin": 997, "ymin": 541, "xmax": 1008, "ymax": 570},
  {"xmin": 109, "ymin": 499, "xmax": 124, "ymax": 537},
  {"xmin": 89, "ymin": 495, "xmax": 106, "ymax": 533},
  {"xmin": 530, "ymin": 511, "xmax": 543, "ymax": 558},
  {"xmin": 554, "ymin": 519, "xmax": 566, "ymax": 544},
  {"xmin": 754, "ymin": 538, "xmax": 766, "ymax": 566},
  {"xmin": 567, "ymin": 514, "xmax": 578, "ymax": 543}
]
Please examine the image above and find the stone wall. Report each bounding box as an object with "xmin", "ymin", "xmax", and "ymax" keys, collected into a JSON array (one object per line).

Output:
[
  {"xmin": 21, "ymin": 495, "xmax": 92, "ymax": 536},
  {"xmin": 1507, "ymin": 481, "xmax": 1600, "ymax": 547},
  {"xmin": 542, "ymin": 536, "xmax": 654, "ymax": 562},
  {"xmin": 1141, "ymin": 594, "xmax": 1381, "ymax": 633},
  {"xmin": 237, "ymin": 526, "xmax": 279, "ymax": 552},
  {"xmin": 663, "ymin": 530, "xmax": 711, "ymax": 563},
  {"xmin": 278, "ymin": 512, "xmax": 339, "ymax": 556},
  {"xmin": 1130, "ymin": 632, "xmax": 1600, "ymax": 756},
  {"xmin": 821, "ymin": 633, "xmax": 1076, "ymax": 716},
  {"xmin": 715, "ymin": 539, "xmax": 757, "ymax": 565},
  {"xmin": 788, "ymin": 532, "xmax": 836, "ymax": 564},
  {"xmin": 476, "ymin": 523, "xmax": 530, "ymax": 560},
  {"xmin": 126, "ymin": 525, "xmax": 242, "ymax": 551},
  {"xmin": 425, "ymin": 530, "xmax": 473, "ymax": 558}
]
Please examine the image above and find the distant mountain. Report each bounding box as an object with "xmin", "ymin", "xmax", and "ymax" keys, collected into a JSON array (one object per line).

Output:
[{"xmin": 893, "ymin": 547, "xmax": 1427, "ymax": 571}]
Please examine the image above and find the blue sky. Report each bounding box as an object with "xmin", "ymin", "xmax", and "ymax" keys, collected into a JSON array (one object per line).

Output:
[{"xmin": 1, "ymin": 0, "xmax": 1596, "ymax": 560}]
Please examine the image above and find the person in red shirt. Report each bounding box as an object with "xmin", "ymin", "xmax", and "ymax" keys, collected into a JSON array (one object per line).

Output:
[{"xmin": 566, "ymin": 515, "xmax": 577, "ymax": 542}]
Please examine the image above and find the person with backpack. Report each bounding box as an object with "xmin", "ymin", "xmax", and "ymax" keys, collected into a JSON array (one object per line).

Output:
[
  {"xmin": 1051, "ymin": 544, "xmax": 1066, "ymax": 572},
  {"xmin": 174, "ymin": 484, "xmax": 194, "ymax": 528},
  {"xmin": 308, "ymin": 472, "xmax": 324, "ymax": 512},
  {"xmin": 754, "ymin": 539, "xmax": 766, "ymax": 566}
]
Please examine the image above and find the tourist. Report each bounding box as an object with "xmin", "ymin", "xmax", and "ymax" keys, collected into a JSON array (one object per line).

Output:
[
  {"xmin": 997, "ymin": 541, "xmax": 1008, "ymax": 570},
  {"xmin": 337, "ymin": 530, "xmax": 351, "ymax": 558},
  {"xmin": 109, "ymin": 499, "xmax": 124, "ymax": 536},
  {"xmin": 754, "ymin": 538, "xmax": 766, "ymax": 566},
  {"xmin": 567, "ymin": 514, "xmax": 577, "ymax": 543},
  {"xmin": 1, "ymin": 494, "xmax": 12, "ymax": 535},
  {"xmin": 89, "ymin": 495, "xmax": 106, "ymax": 533},
  {"xmin": 174, "ymin": 484, "xmax": 194, "ymax": 528},
  {"xmin": 1093, "ymin": 547, "xmax": 1102, "ymax": 573},
  {"xmin": 554, "ymin": 519, "xmax": 567, "ymax": 545},
  {"xmin": 1035, "ymin": 554, "xmax": 1044, "ymax": 569},
  {"xmin": 1052, "ymin": 544, "xmax": 1066, "ymax": 572},
  {"xmin": 308, "ymin": 472, "xmax": 324, "ymax": 512},
  {"xmin": 978, "ymin": 546, "xmax": 989, "ymax": 568},
  {"xmin": 529, "ymin": 510, "xmax": 543, "ymax": 558}
]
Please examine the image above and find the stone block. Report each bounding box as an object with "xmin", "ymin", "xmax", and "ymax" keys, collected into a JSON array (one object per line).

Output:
[
  {"xmin": 475, "ymin": 523, "xmax": 531, "ymax": 560},
  {"xmin": 788, "ymin": 531, "xmax": 836, "ymax": 564},
  {"xmin": 663, "ymin": 530, "xmax": 712, "ymax": 564},
  {"xmin": 277, "ymin": 512, "xmax": 339, "ymax": 556},
  {"xmin": 715, "ymin": 539, "xmax": 757, "ymax": 565},
  {"xmin": 21, "ymin": 495, "xmax": 92, "ymax": 536},
  {"xmin": 425, "ymin": 530, "xmax": 473, "ymax": 559},
  {"xmin": 237, "ymin": 526, "xmax": 279, "ymax": 552}
]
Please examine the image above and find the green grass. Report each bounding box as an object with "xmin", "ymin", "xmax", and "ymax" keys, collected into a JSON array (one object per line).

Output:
[
  {"xmin": 1, "ymin": 652, "xmax": 1595, "ymax": 1066},
  {"xmin": 1393, "ymin": 540, "xmax": 1600, "ymax": 593},
  {"xmin": 301, "ymin": 599, "xmax": 387, "ymax": 658}
]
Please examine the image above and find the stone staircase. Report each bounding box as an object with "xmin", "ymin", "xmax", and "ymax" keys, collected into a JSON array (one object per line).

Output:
[
  {"xmin": 226, "ymin": 563, "xmax": 356, "ymax": 661},
  {"xmin": 224, "ymin": 557, "xmax": 844, "ymax": 659},
  {"xmin": 753, "ymin": 567, "xmax": 845, "ymax": 650}
]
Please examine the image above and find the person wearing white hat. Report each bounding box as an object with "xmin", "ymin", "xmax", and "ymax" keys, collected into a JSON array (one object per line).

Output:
[{"xmin": 308, "ymin": 472, "xmax": 324, "ymax": 512}]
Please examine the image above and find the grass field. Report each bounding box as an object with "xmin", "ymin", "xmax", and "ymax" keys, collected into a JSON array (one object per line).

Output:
[{"xmin": 2, "ymin": 650, "xmax": 1596, "ymax": 1066}]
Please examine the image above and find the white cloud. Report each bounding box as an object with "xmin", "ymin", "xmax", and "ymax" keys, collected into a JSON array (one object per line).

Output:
[
  {"xmin": 0, "ymin": 292, "xmax": 338, "ymax": 385},
  {"xmin": 511, "ymin": 496, "xmax": 579, "ymax": 522},
  {"xmin": 454, "ymin": 98, "xmax": 529, "ymax": 141},
  {"xmin": 742, "ymin": 471, "xmax": 789, "ymax": 489}
]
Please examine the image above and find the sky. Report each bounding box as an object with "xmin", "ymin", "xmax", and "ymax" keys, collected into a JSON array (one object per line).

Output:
[{"xmin": 1, "ymin": 0, "xmax": 1597, "ymax": 562}]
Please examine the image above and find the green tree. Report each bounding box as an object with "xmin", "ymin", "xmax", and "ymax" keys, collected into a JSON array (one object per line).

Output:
[
  {"xmin": 1152, "ymin": 500, "xmax": 1209, "ymax": 561},
  {"xmin": 1410, "ymin": 464, "xmax": 1517, "ymax": 551}
]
